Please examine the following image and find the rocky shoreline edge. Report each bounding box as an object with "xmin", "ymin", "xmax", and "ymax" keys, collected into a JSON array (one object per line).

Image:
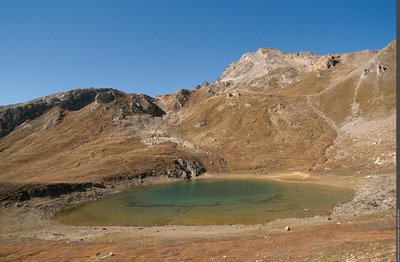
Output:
[{"xmin": 0, "ymin": 172, "xmax": 395, "ymax": 243}]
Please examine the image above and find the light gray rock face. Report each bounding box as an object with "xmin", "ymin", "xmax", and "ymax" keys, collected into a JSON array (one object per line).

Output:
[{"xmin": 214, "ymin": 48, "xmax": 320, "ymax": 91}]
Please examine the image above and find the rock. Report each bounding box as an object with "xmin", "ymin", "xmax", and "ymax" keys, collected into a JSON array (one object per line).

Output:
[
  {"xmin": 285, "ymin": 226, "xmax": 291, "ymax": 231},
  {"xmin": 95, "ymin": 92, "xmax": 115, "ymax": 104},
  {"xmin": 206, "ymin": 88, "xmax": 217, "ymax": 96},
  {"xmin": 314, "ymin": 54, "xmax": 340, "ymax": 70},
  {"xmin": 194, "ymin": 121, "xmax": 206, "ymax": 128},
  {"xmin": 167, "ymin": 159, "xmax": 206, "ymax": 179},
  {"xmin": 303, "ymin": 208, "xmax": 310, "ymax": 212},
  {"xmin": 175, "ymin": 89, "xmax": 191, "ymax": 108},
  {"xmin": 376, "ymin": 64, "xmax": 387, "ymax": 76},
  {"xmin": 361, "ymin": 68, "xmax": 370, "ymax": 77},
  {"xmin": 271, "ymin": 103, "xmax": 286, "ymax": 112},
  {"xmin": 99, "ymin": 252, "xmax": 115, "ymax": 259}
]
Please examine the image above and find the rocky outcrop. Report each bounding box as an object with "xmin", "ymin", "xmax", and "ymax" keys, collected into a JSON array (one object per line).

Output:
[
  {"xmin": 175, "ymin": 89, "xmax": 192, "ymax": 108},
  {"xmin": 0, "ymin": 88, "xmax": 166, "ymax": 138},
  {"xmin": 0, "ymin": 182, "xmax": 106, "ymax": 202},
  {"xmin": 313, "ymin": 55, "xmax": 340, "ymax": 70},
  {"xmin": 214, "ymin": 48, "xmax": 320, "ymax": 91},
  {"xmin": 95, "ymin": 91, "xmax": 115, "ymax": 104},
  {"xmin": 166, "ymin": 159, "xmax": 206, "ymax": 179},
  {"xmin": 129, "ymin": 94, "xmax": 165, "ymax": 116},
  {"xmin": 0, "ymin": 88, "xmax": 114, "ymax": 138}
]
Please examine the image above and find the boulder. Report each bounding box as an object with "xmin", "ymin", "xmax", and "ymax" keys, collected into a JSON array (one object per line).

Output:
[
  {"xmin": 166, "ymin": 159, "xmax": 206, "ymax": 179},
  {"xmin": 95, "ymin": 92, "xmax": 115, "ymax": 104}
]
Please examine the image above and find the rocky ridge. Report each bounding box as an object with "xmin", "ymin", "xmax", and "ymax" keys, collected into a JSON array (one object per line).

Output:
[
  {"xmin": 214, "ymin": 48, "xmax": 320, "ymax": 92},
  {"xmin": 0, "ymin": 40, "xmax": 395, "ymax": 200}
]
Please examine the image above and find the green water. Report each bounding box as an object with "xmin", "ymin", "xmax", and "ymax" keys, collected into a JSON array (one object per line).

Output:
[{"xmin": 56, "ymin": 178, "xmax": 353, "ymax": 226}]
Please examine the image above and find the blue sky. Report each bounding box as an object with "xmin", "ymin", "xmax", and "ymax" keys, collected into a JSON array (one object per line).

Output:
[{"xmin": 0, "ymin": 0, "xmax": 395, "ymax": 106}]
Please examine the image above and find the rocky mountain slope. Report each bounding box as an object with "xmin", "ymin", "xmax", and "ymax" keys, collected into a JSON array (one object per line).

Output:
[{"xmin": 0, "ymin": 41, "xmax": 395, "ymax": 189}]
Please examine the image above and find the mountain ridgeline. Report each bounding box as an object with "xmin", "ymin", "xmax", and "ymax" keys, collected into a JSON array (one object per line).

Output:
[{"xmin": 0, "ymin": 41, "xmax": 395, "ymax": 184}]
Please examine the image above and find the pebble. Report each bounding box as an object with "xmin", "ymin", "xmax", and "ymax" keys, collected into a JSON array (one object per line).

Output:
[
  {"xmin": 99, "ymin": 252, "xmax": 115, "ymax": 259},
  {"xmin": 285, "ymin": 226, "xmax": 291, "ymax": 231}
]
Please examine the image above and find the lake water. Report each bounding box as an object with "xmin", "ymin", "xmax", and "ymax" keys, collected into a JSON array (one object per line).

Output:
[{"xmin": 56, "ymin": 178, "xmax": 353, "ymax": 226}]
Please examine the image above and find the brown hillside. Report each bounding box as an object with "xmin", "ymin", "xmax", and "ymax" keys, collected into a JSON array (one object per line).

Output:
[{"xmin": 0, "ymin": 41, "xmax": 395, "ymax": 186}]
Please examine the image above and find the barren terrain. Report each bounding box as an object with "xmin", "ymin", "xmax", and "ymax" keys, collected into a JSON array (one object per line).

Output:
[{"xmin": 0, "ymin": 41, "xmax": 396, "ymax": 260}]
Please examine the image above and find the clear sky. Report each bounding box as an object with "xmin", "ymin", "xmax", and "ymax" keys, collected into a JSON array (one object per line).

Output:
[{"xmin": 0, "ymin": 0, "xmax": 395, "ymax": 106}]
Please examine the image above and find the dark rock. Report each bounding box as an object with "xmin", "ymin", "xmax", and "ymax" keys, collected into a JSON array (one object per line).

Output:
[
  {"xmin": 1, "ymin": 182, "xmax": 105, "ymax": 202},
  {"xmin": 326, "ymin": 55, "xmax": 340, "ymax": 68},
  {"xmin": 175, "ymin": 89, "xmax": 191, "ymax": 108},
  {"xmin": 167, "ymin": 159, "xmax": 206, "ymax": 179},
  {"xmin": 377, "ymin": 64, "xmax": 387, "ymax": 76},
  {"xmin": 218, "ymin": 157, "xmax": 228, "ymax": 166},
  {"xmin": 95, "ymin": 92, "xmax": 115, "ymax": 104}
]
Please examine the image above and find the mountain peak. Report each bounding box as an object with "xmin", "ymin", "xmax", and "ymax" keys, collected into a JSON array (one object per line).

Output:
[{"xmin": 214, "ymin": 47, "xmax": 320, "ymax": 91}]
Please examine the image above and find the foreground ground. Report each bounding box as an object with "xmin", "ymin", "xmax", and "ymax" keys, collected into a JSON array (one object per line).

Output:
[{"xmin": 0, "ymin": 172, "xmax": 395, "ymax": 261}]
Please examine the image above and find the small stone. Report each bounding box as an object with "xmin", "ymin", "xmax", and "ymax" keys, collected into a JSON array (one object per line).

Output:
[
  {"xmin": 303, "ymin": 208, "xmax": 310, "ymax": 212},
  {"xmin": 285, "ymin": 226, "xmax": 291, "ymax": 231},
  {"xmin": 328, "ymin": 217, "xmax": 331, "ymax": 220},
  {"xmin": 223, "ymin": 255, "xmax": 227, "ymax": 259}
]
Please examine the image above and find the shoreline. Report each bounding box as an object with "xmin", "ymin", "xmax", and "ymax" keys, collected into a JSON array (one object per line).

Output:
[
  {"xmin": 0, "ymin": 172, "xmax": 395, "ymax": 260},
  {"xmin": 198, "ymin": 171, "xmax": 357, "ymax": 189}
]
